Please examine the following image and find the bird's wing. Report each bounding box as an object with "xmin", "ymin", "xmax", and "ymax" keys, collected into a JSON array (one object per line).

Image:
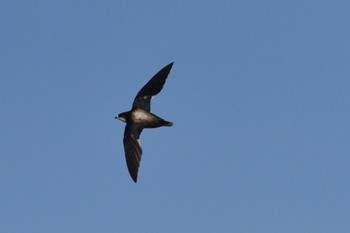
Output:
[
  {"xmin": 123, "ymin": 123, "xmax": 144, "ymax": 182},
  {"xmin": 132, "ymin": 62, "xmax": 174, "ymax": 112}
]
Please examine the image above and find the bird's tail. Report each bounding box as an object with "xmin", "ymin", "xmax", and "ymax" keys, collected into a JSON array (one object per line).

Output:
[{"xmin": 163, "ymin": 121, "xmax": 173, "ymax": 126}]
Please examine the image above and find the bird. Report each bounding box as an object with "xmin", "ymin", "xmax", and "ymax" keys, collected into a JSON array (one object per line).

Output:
[{"xmin": 115, "ymin": 62, "xmax": 174, "ymax": 182}]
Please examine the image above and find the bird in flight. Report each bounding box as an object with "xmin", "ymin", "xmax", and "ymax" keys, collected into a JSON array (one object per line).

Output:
[{"xmin": 115, "ymin": 62, "xmax": 174, "ymax": 182}]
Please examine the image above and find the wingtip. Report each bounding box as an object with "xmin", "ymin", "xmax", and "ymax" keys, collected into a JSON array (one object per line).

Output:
[
  {"xmin": 167, "ymin": 62, "xmax": 174, "ymax": 68},
  {"xmin": 131, "ymin": 175, "xmax": 138, "ymax": 183}
]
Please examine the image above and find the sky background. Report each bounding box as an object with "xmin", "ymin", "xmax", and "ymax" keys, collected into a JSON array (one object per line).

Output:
[{"xmin": 1, "ymin": 1, "xmax": 350, "ymax": 232}]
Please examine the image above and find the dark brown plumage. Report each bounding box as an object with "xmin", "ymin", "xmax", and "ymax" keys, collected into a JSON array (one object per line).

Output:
[{"xmin": 115, "ymin": 62, "xmax": 174, "ymax": 182}]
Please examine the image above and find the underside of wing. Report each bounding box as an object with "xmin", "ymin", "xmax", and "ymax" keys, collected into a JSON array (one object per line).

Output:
[
  {"xmin": 123, "ymin": 124, "xmax": 143, "ymax": 182},
  {"xmin": 132, "ymin": 62, "xmax": 174, "ymax": 112}
]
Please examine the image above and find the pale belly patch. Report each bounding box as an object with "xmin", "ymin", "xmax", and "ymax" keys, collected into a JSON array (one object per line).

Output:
[{"xmin": 132, "ymin": 110, "xmax": 156, "ymax": 123}]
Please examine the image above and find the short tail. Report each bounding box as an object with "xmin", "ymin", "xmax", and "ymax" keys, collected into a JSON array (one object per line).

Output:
[{"xmin": 163, "ymin": 121, "xmax": 173, "ymax": 126}]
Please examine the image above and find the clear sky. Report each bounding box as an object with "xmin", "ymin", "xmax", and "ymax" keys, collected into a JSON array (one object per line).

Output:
[{"xmin": 1, "ymin": 1, "xmax": 349, "ymax": 232}]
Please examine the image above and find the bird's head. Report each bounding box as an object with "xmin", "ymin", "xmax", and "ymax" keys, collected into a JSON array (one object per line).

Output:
[{"xmin": 115, "ymin": 112, "xmax": 128, "ymax": 123}]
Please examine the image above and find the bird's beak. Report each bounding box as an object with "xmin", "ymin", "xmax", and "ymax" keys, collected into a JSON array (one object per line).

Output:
[{"xmin": 115, "ymin": 116, "xmax": 126, "ymax": 122}]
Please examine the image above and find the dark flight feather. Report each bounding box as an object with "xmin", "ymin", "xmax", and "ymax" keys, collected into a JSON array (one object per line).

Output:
[
  {"xmin": 123, "ymin": 124, "xmax": 143, "ymax": 182},
  {"xmin": 132, "ymin": 62, "xmax": 174, "ymax": 112}
]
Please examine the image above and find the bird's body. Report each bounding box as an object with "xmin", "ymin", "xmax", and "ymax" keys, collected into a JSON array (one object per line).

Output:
[
  {"xmin": 120, "ymin": 109, "xmax": 172, "ymax": 127},
  {"xmin": 116, "ymin": 62, "xmax": 174, "ymax": 182}
]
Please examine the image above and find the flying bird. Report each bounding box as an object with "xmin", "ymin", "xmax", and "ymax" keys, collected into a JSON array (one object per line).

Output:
[{"xmin": 115, "ymin": 62, "xmax": 174, "ymax": 182}]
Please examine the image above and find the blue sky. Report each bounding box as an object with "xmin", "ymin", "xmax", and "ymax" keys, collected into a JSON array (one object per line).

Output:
[{"xmin": 1, "ymin": 1, "xmax": 350, "ymax": 232}]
